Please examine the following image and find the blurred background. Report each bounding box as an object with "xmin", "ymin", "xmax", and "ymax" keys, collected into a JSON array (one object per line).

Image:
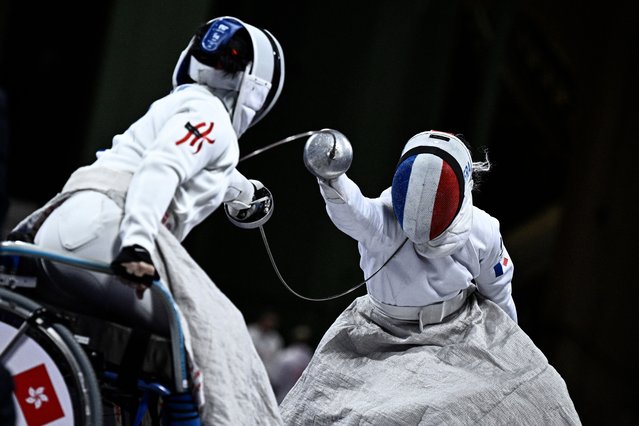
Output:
[{"xmin": 1, "ymin": 0, "xmax": 637, "ymax": 423}]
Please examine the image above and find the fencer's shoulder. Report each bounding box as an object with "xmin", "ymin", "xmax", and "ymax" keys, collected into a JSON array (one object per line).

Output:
[
  {"xmin": 467, "ymin": 207, "xmax": 503, "ymax": 261},
  {"xmin": 171, "ymin": 83, "xmax": 215, "ymax": 98},
  {"xmin": 161, "ymin": 84, "xmax": 227, "ymax": 111},
  {"xmin": 471, "ymin": 206, "xmax": 502, "ymax": 240},
  {"xmin": 472, "ymin": 206, "xmax": 497, "ymax": 223}
]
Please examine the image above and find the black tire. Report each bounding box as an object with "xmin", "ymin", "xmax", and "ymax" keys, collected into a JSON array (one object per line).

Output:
[{"xmin": 0, "ymin": 287, "xmax": 103, "ymax": 425}]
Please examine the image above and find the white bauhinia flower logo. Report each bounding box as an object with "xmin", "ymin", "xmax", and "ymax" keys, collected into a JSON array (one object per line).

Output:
[{"xmin": 25, "ymin": 386, "xmax": 49, "ymax": 409}]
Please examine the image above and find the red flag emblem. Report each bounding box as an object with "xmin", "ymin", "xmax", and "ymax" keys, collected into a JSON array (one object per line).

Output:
[{"xmin": 13, "ymin": 363, "xmax": 65, "ymax": 426}]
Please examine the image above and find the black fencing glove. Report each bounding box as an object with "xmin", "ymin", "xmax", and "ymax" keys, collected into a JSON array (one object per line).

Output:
[{"xmin": 110, "ymin": 244, "xmax": 159, "ymax": 287}]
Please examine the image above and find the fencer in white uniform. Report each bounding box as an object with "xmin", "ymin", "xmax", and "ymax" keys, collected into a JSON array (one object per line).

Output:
[
  {"xmin": 10, "ymin": 16, "xmax": 285, "ymax": 425},
  {"xmin": 319, "ymin": 130, "xmax": 517, "ymax": 324},
  {"xmin": 280, "ymin": 131, "xmax": 580, "ymax": 425}
]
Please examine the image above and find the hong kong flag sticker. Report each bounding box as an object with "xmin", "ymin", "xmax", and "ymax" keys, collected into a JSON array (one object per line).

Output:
[{"xmin": 13, "ymin": 363, "xmax": 65, "ymax": 426}]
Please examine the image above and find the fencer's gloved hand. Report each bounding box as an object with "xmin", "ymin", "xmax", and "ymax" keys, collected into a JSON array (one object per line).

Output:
[
  {"xmin": 224, "ymin": 179, "xmax": 274, "ymax": 229},
  {"xmin": 110, "ymin": 244, "xmax": 159, "ymax": 287},
  {"xmin": 318, "ymin": 177, "xmax": 346, "ymax": 204}
]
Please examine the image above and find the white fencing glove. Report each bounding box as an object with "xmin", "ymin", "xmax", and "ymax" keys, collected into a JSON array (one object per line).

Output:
[{"xmin": 224, "ymin": 179, "xmax": 274, "ymax": 228}]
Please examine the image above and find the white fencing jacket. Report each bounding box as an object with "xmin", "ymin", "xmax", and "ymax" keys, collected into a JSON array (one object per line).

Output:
[
  {"xmin": 93, "ymin": 83, "xmax": 254, "ymax": 251},
  {"xmin": 321, "ymin": 174, "xmax": 518, "ymax": 322}
]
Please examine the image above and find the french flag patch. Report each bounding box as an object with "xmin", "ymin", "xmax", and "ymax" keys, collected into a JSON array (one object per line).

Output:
[{"xmin": 493, "ymin": 257, "xmax": 509, "ymax": 277}]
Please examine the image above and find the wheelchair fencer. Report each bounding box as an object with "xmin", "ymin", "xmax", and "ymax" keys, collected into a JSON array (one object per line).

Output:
[
  {"xmin": 0, "ymin": 129, "xmax": 353, "ymax": 426},
  {"xmin": 0, "ymin": 240, "xmax": 198, "ymax": 426}
]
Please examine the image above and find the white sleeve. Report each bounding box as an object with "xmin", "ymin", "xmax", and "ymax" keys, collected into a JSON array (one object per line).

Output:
[
  {"xmin": 474, "ymin": 215, "xmax": 518, "ymax": 322},
  {"xmin": 319, "ymin": 175, "xmax": 388, "ymax": 246},
  {"xmin": 120, "ymin": 106, "xmax": 234, "ymax": 251}
]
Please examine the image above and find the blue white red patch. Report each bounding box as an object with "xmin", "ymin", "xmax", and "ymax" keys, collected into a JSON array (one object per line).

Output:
[{"xmin": 493, "ymin": 256, "xmax": 509, "ymax": 277}]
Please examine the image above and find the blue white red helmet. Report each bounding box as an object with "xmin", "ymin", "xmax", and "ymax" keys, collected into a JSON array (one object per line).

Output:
[
  {"xmin": 172, "ymin": 16, "xmax": 285, "ymax": 136},
  {"xmin": 391, "ymin": 131, "xmax": 474, "ymax": 257}
]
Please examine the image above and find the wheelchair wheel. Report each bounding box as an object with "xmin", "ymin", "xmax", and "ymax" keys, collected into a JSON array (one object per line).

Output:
[{"xmin": 0, "ymin": 287, "xmax": 103, "ymax": 426}]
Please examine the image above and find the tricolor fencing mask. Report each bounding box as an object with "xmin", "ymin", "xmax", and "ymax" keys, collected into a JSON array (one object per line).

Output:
[{"xmin": 391, "ymin": 131, "xmax": 474, "ymax": 257}]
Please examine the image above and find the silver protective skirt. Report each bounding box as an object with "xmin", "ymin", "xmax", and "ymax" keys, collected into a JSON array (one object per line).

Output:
[{"xmin": 279, "ymin": 294, "xmax": 581, "ymax": 425}]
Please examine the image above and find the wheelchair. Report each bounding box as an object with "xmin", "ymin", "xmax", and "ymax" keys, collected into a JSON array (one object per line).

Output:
[{"xmin": 0, "ymin": 240, "xmax": 201, "ymax": 426}]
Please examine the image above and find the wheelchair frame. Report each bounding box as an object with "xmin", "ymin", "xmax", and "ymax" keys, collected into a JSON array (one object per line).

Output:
[{"xmin": 0, "ymin": 240, "xmax": 199, "ymax": 425}]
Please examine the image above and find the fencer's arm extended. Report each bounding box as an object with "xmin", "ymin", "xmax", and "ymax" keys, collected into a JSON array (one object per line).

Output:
[
  {"xmin": 115, "ymin": 101, "xmax": 237, "ymax": 282},
  {"xmin": 317, "ymin": 175, "xmax": 389, "ymax": 246}
]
